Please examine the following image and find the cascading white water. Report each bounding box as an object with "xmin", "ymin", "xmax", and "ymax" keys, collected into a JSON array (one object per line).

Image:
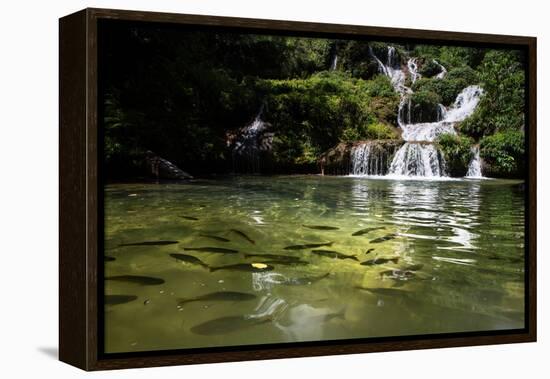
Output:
[
  {"xmin": 390, "ymin": 85, "xmax": 482, "ymax": 177},
  {"xmin": 232, "ymin": 106, "xmax": 272, "ymax": 173},
  {"xmin": 407, "ymin": 58, "xmax": 421, "ymax": 84},
  {"xmin": 330, "ymin": 54, "xmax": 338, "ymax": 71},
  {"xmin": 433, "ymin": 59, "xmax": 447, "ymax": 79},
  {"xmin": 466, "ymin": 145, "xmax": 483, "ymax": 178},
  {"xmin": 370, "ymin": 46, "xmax": 408, "ymax": 95},
  {"xmin": 359, "ymin": 46, "xmax": 484, "ymax": 178},
  {"xmin": 437, "ymin": 103, "xmax": 447, "ymax": 121},
  {"xmin": 388, "ymin": 143, "xmax": 445, "ymax": 177},
  {"xmin": 350, "ymin": 142, "xmax": 394, "ymax": 176},
  {"xmin": 443, "ymin": 85, "xmax": 483, "ymax": 122}
]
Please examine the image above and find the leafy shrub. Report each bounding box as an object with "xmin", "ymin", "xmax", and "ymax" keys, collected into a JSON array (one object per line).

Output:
[
  {"xmin": 419, "ymin": 60, "xmax": 442, "ymax": 77},
  {"xmin": 436, "ymin": 133, "xmax": 473, "ymax": 177},
  {"xmin": 480, "ymin": 130, "xmax": 525, "ymax": 177},
  {"xmin": 446, "ymin": 65, "xmax": 478, "ymax": 84},
  {"xmin": 407, "ymin": 90, "xmax": 441, "ymax": 123},
  {"xmin": 460, "ymin": 50, "xmax": 525, "ymax": 139},
  {"xmin": 412, "ymin": 66, "xmax": 478, "ymax": 107},
  {"xmin": 260, "ymin": 72, "xmax": 399, "ymax": 166},
  {"xmin": 366, "ymin": 122, "xmax": 399, "ymax": 140}
]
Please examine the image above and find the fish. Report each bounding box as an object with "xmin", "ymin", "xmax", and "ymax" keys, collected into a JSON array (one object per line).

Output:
[
  {"xmin": 199, "ymin": 234, "xmax": 230, "ymax": 242},
  {"xmin": 365, "ymin": 248, "xmax": 375, "ymax": 255},
  {"xmin": 177, "ymin": 291, "xmax": 256, "ymax": 306},
  {"xmin": 244, "ymin": 253, "xmax": 302, "ymax": 262},
  {"xmin": 284, "ymin": 241, "xmax": 333, "ymax": 250},
  {"xmin": 105, "ymin": 295, "xmax": 138, "ymax": 305},
  {"xmin": 403, "ymin": 264, "xmax": 424, "ymax": 271},
  {"xmin": 311, "ymin": 249, "xmax": 358, "ymax": 261},
  {"xmin": 180, "ymin": 216, "xmax": 199, "ymax": 221},
  {"xmin": 169, "ymin": 253, "xmax": 209, "ymax": 268},
  {"xmin": 183, "ymin": 247, "xmax": 239, "ymax": 254},
  {"xmin": 379, "ymin": 269, "xmax": 416, "ymax": 279},
  {"xmin": 361, "ymin": 257, "xmax": 400, "ymax": 266},
  {"xmin": 284, "ymin": 272, "xmax": 331, "ymax": 286},
  {"xmin": 105, "ymin": 275, "xmax": 165, "ymax": 285},
  {"xmin": 352, "ymin": 227, "xmax": 385, "ymax": 236},
  {"xmin": 105, "ymin": 256, "xmax": 116, "ymax": 262},
  {"xmin": 230, "ymin": 229, "xmax": 255, "ymax": 244},
  {"xmin": 190, "ymin": 315, "xmax": 270, "ymax": 335},
  {"xmin": 369, "ymin": 233, "xmax": 397, "ymax": 243},
  {"xmin": 263, "ymin": 260, "xmax": 309, "ymax": 266},
  {"xmin": 209, "ymin": 263, "xmax": 274, "ymax": 272},
  {"xmin": 118, "ymin": 240, "xmax": 178, "ymax": 247},
  {"xmin": 302, "ymin": 225, "xmax": 340, "ymax": 230}
]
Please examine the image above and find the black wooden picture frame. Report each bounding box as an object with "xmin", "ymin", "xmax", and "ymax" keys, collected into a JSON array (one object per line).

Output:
[{"xmin": 59, "ymin": 8, "xmax": 537, "ymax": 371}]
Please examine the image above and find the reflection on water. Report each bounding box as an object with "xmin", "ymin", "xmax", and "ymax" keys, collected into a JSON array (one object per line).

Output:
[{"xmin": 104, "ymin": 176, "xmax": 525, "ymax": 353}]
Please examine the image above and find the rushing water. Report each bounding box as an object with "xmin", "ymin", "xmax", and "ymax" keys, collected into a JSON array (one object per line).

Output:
[
  {"xmin": 104, "ymin": 176, "xmax": 525, "ymax": 353},
  {"xmin": 350, "ymin": 142, "xmax": 396, "ymax": 176},
  {"xmin": 330, "ymin": 53, "xmax": 338, "ymax": 71},
  {"xmin": 231, "ymin": 107, "xmax": 272, "ymax": 173},
  {"xmin": 467, "ymin": 146, "xmax": 483, "ymax": 178},
  {"xmin": 359, "ymin": 46, "xmax": 484, "ymax": 178}
]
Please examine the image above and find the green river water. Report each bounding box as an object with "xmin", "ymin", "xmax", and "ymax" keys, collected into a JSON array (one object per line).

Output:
[{"xmin": 103, "ymin": 175, "xmax": 525, "ymax": 353}]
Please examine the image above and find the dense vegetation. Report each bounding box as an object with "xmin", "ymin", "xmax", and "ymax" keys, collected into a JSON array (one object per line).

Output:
[
  {"xmin": 436, "ymin": 134, "xmax": 474, "ymax": 177},
  {"xmin": 102, "ymin": 23, "xmax": 526, "ymax": 178}
]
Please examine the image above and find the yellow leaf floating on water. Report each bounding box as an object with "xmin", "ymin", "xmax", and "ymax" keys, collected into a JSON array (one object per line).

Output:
[{"xmin": 251, "ymin": 263, "xmax": 268, "ymax": 269}]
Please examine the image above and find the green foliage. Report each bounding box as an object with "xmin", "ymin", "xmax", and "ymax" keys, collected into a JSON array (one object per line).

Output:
[
  {"xmin": 418, "ymin": 60, "xmax": 442, "ymax": 77},
  {"xmin": 101, "ymin": 26, "xmax": 526, "ymax": 178},
  {"xmin": 367, "ymin": 74, "xmax": 398, "ymax": 97},
  {"xmin": 281, "ymin": 37, "xmax": 333, "ymax": 78},
  {"xmin": 412, "ymin": 66, "xmax": 478, "ymax": 106},
  {"xmin": 412, "ymin": 45, "xmax": 441, "ymax": 61},
  {"xmin": 460, "ymin": 50, "xmax": 525, "ymax": 139},
  {"xmin": 365, "ymin": 122, "xmax": 399, "ymax": 139},
  {"xmin": 341, "ymin": 122, "xmax": 398, "ymax": 142},
  {"xmin": 408, "ymin": 90, "xmax": 441, "ymax": 122},
  {"xmin": 260, "ymin": 72, "xmax": 399, "ymax": 165},
  {"xmin": 438, "ymin": 47, "xmax": 486, "ymax": 69},
  {"xmin": 413, "ymin": 45, "xmax": 486, "ymax": 70},
  {"xmin": 447, "ymin": 65, "xmax": 478, "ymax": 83},
  {"xmin": 436, "ymin": 133, "xmax": 474, "ymax": 177},
  {"xmin": 480, "ymin": 130, "xmax": 525, "ymax": 177},
  {"xmin": 338, "ymin": 41, "xmax": 379, "ymax": 79}
]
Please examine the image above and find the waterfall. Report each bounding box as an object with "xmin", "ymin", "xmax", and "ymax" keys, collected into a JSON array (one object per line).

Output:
[
  {"xmin": 369, "ymin": 45, "xmax": 483, "ymax": 178},
  {"xmin": 443, "ymin": 85, "xmax": 483, "ymax": 123},
  {"xmin": 437, "ymin": 104, "xmax": 446, "ymax": 121},
  {"xmin": 389, "ymin": 86, "xmax": 482, "ymax": 177},
  {"xmin": 369, "ymin": 46, "xmax": 408, "ymax": 95},
  {"xmin": 232, "ymin": 106, "xmax": 272, "ymax": 173},
  {"xmin": 407, "ymin": 58, "xmax": 421, "ymax": 84},
  {"xmin": 388, "ymin": 143, "xmax": 446, "ymax": 177},
  {"xmin": 350, "ymin": 142, "xmax": 395, "ymax": 176},
  {"xmin": 330, "ymin": 54, "xmax": 338, "ymax": 71},
  {"xmin": 466, "ymin": 145, "xmax": 483, "ymax": 178},
  {"xmin": 433, "ymin": 60, "xmax": 447, "ymax": 79}
]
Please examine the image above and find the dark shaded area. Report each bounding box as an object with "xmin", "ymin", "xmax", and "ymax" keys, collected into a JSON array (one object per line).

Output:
[{"xmin": 99, "ymin": 22, "xmax": 526, "ymax": 179}]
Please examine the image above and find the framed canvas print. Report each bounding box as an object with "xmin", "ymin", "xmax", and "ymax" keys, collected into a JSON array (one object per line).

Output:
[{"xmin": 59, "ymin": 8, "xmax": 537, "ymax": 371}]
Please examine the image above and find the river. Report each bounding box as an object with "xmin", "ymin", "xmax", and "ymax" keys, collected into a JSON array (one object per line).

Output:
[{"xmin": 103, "ymin": 175, "xmax": 525, "ymax": 353}]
